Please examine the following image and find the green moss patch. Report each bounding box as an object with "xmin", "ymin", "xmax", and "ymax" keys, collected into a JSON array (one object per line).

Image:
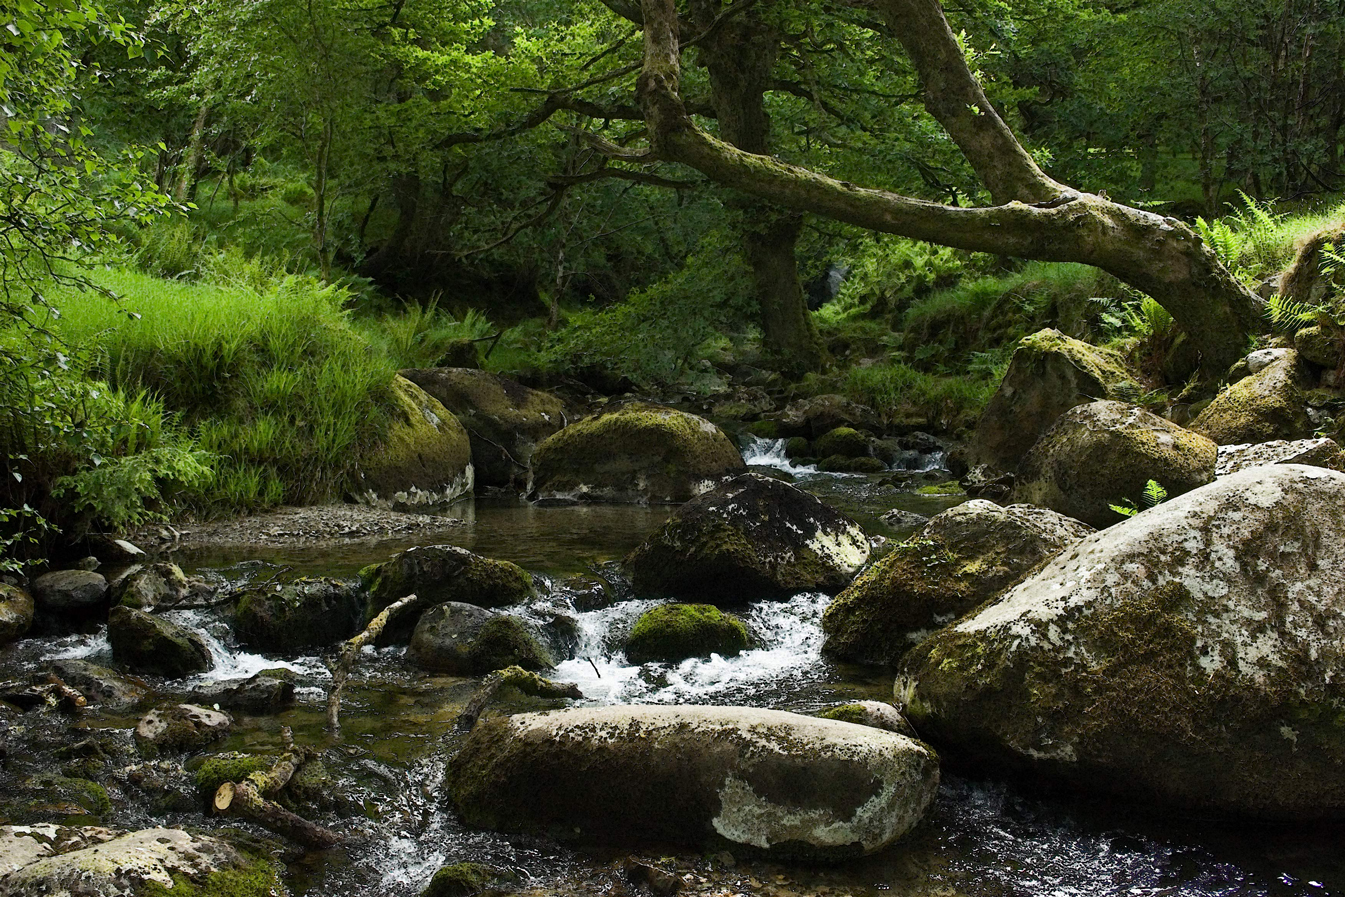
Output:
[{"xmin": 625, "ymin": 603, "xmax": 750, "ymax": 663}]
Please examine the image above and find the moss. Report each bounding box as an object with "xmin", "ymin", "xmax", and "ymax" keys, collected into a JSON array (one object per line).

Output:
[
  {"xmin": 625, "ymin": 603, "xmax": 750, "ymax": 663},
  {"xmin": 1190, "ymin": 353, "xmax": 1314, "ymax": 445},
  {"xmin": 784, "ymin": 436, "xmax": 812, "ymax": 460},
  {"xmin": 817, "ymin": 704, "xmax": 871, "ymax": 725},
  {"xmin": 359, "ymin": 374, "xmax": 473, "ymax": 506},
  {"xmin": 192, "ymin": 754, "xmax": 272, "ymax": 800},
  {"xmin": 916, "ymin": 481, "xmax": 963, "ymax": 495},
  {"xmin": 469, "ymin": 616, "xmax": 553, "ymax": 673},
  {"xmin": 814, "ymin": 427, "xmax": 870, "ymax": 458},
  {"xmin": 140, "ymin": 853, "xmax": 287, "ymax": 897},
  {"xmin": 818, "ymin": 455, "xmax": 886, "ymax": 473},
  {"xmin": 747, "ymin": 420, "xmax": 781, "ymax": 439},
  {"xmin": 366, "ymin": 546, "xmax": 534, "ymax": 621},
  {"xmin": 234, "ymin": 577, "xmax": 365, "ymax": 652},
  {"xmin": 421, "ymin": 862, "xmax": 494, "ymax": 897},
  {"xmin": 497, "ymin": 664, "xmax": 582, "ymax": 699}
]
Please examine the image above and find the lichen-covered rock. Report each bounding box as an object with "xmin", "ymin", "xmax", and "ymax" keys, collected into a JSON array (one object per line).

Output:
[
  {"xmin": 107, "ymin": 607, "xmax": 213, "ymax": 678},
  {"xmin": 449, "ymin": 705, "xmax": 939, "ymax": 860},
  {"xmin": 233, "ymin": 578, "xmax": 365, "ymax": 653},
  {"xmin": 0, "ymin": 825, "xmax": 285, "ymax": 896},
  {"xmin": 822, "ymin": 501, "xmax": 1093, "ymax": 663},
  {"xmin": 111, "ymin": 563, "xmax": 188, "ymax": 611},
  {"xmin": 773, "ymin": 395, "xmax": 881, "ymax": 438},
  {"xmin": 362, "ymin": 545, "xmax": 533, "ymax": 622},
  {"xmin": 135, "ymin": 704, "xmax": 233, "ymax": 757},
  {"xmin": 816, "ymin": 701, "xmax": 917, "ymax": 739},
  {"xmin": 1013, "ymin": 400, "xmax": 1217, "ymax": 527},
  {"xmin": 625, "ymin": 473, "xmax": 869, "ymax": 603},
  {"xmin": 1293, "ymin": 325, "xmax": 1339, "ymax": 368},
  {"xmin": 401, "ymin": 367, "xmax": 569, "ymax": 489},
  {"xmin": 528, "ymin": 403, "xmax": 745, "ymax": 504},
  {"xmin": 0, "ymin": 584, "xmax": 34, "ymax": 645},
  {"xmin": 356, "ymin": 374, "xmax": 474, "ymax": 510},
  {"xmin": 903, "ymin": 464, "xmax": 1345, "ymax": 819},
  {"xmin": 50, "ymin": 660, "xmax": 149, "ymax": 709},
  {"xmin": 624, "ymin": 604, "xmax": 750, "ymax": 663},
  {"xmin": 969, "ymin": 329, "xmax": 1137, "ymax": 473},
  {"xmin": 1189, "ymin": 351, "xmax": 1315, "ymax": 445},
  {"xmin": 407, "ymin": 602, "xmax": 552, "ymax": 675},
  {"xmin": 1216, "ymin": 437, "xmax": 1345, "ymax": 476}
]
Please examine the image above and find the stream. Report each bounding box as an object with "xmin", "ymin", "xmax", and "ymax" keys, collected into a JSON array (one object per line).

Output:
[{"xmin": 2, "ymin": 439, "xmax": 1341, "ymax": 895}]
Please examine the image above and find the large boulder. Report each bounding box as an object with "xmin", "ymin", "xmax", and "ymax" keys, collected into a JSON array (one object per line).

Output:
[
  {"xmin": 30, "ymin": 570, "xmax": 107, "ymax": 631},
  {"xmin": 624, "ymin": 603, "xmax": 750, "ymax": 663},
  {"xmin": 449, "ymin": 705, "xmax": 938, "ymax": 860},
  {"xmin": 1189, "ymin": 351, "xmax": 1315, "ymax": 445},
  {"xmin": 356, "ymin": 374, "xmax": 474, "ymax": 510},
  {"xmin": 1216, "ymin": 437, "xmax": 1345, "ymax": 476},
  {"xmin": 407, "ymin": 603, "xmax": 552, "ymax": 674},
  {"xmin": 107, "ymin": 607, "xmax": 213, "ymax": 678},
  {"xmin": 362, "ymin": 545, "xmax": 534, "ymax": 620},
  {"xmin": 969, "ymin": 329, "xmax": 1136, "ymax": 473},
  {"xmin": 401, "ymin": 368, "xmax": 570, "ymax": 489},
  {"xmin": 625, "ymin": 473, "xmax": 869, "ymax": 602},
  {"xmin": 0, "ymin": 584, "xmax": 34, "ymax": 645},
  {"xmin": 903, "ymin": 464, "xmax": 1345, "ymax": 819},
  {"xmin": 772, "ymin": 395, "xmax": 881, "ymax": 438},
  {"xmin": 823, "ymin": 501, "xmax": 1093, "ymax": 664},
  {"xmin": 1012, "ymin": 400, "xmax": 1217, "ymax": 527},
  {"xmin": 111, "ymin": 563, "xmax": 188, "ymax": 611},
  {"xmin": 233, "ymin": 578, "xmax": 365, "ymax": 653},
  {"xmin": 528, "ymin": 403, "xmax": 745, "ymax": 504}
]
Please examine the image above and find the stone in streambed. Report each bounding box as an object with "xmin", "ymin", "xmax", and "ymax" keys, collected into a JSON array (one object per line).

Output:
[
  {"xmin": 407, "ymin": 602, "xmax": 552, "ymax": 675},
  {"xmin": 362, "ymin": 545, "xmax": 533, "ymax": 617},
  {"xmin": 135, "ymin": 703, "xmax": 232, "ymax": 757},
  {"xmin": 0, "ymin": 584, "xmax": 34, "ymax": 645},
  {"xmin": 623, "ymin": 604, "xmax": 749, "ymax": 663},
  {"xmin": 107, "ymin": 606, "xmax": 213, "ymax": 678},
  {"xmin": 233, "ymin": 577, "xmax": 365, "ymax": 653}
]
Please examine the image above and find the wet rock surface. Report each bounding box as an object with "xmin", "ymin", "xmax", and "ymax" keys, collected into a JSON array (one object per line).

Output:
[
  {"xmin": 233, "ymin": 577, "xmax": 365, "ymax": 653},
  {"xmin": 408, "ymin": 602, "xmax": 552, "ymax": 674},
  {"xmin": 30, "ymin": 571, "xmax": 108, "ymax": 630},
  {"xmin": 623, "ymin": 604, "xmax": 750, "ymax": 663},
  {"xmin": 363, "ymin": 545, "xmax": 534, "ymax": 620},
  {"xmin": 107, "ymin": 607, "xmax": 213, "ymax": 678},
  {"xmin": 135, "ymin": 703, "xmax": 233, "ymax": 757},
  {"xmin": 0, "ymin": 586, "xmax": 33, "ymax": 646}
]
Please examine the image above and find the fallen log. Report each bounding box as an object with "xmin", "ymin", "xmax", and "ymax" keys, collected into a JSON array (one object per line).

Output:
[
  {"xmin": 212, "ymin": 727, "xmax": 341, "ymax": 850},
  {"xmin": 326, "ymin": 591, "xmax": 427, "ymax": 734}
]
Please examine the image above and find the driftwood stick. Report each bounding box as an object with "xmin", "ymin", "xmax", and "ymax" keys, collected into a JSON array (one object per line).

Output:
[
  {"xmin": 457, "ymin": 671, "xmax": 507, "ymax": 731},
  {"xmin": 326, "ymin": 592, "xmax": 425, "ymax": 734},
  {"xmin": 213, "ymin": 780, "xmax": 342, "ymax": 850},
  {"xmin": 455, "ymin": 665, "xmax": 584, "ymax": 731}
]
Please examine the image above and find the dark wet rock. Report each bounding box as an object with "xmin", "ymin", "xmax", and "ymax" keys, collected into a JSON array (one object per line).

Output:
[
  {"xmin": 234, "ymin": 577, "xmax": 365, "ymax": 653},
  {"xmin": 421, "ymin": 862, "xmax": 499, "ymax": 897},
  {"xmin": 0, "ymin": 584, "xmax": 34, "ymax": 645},
  {"xmin": 107, "ymin": 607, "xmax": 213, "ymax": 678},
  {"xmin": 362, "ymin": 545, "xmax": 533, "ymax": 624},
  {"xmin": 356, "ymin": 374, "xmax": 474, "ymax": 510},
  {"xmin": 625, "ymin": 473, "xmax": 870, "ymax": 604},
  {"xmin": 1013, "ymin": 400, "xmax": 1217, "ymax": 528},
  {"xmin": 401, "ymin": 367, "xmax": 570, "ymax": 489},
  {"xmin": 0, "ymin": 824, "xmax": 285, "ymax": 895},
  {"xmin": 880, "ymin": 508, "xmax": 930, "ymax": 530},
  {"xmin": 0, "ymin": 775, "xmax": 112, "ymax": 825},
  {"xmin": 904, "ymin": 464, "xmax": 1345, "ymax": 820},
  {"xmin": 449, "ymin": 705, "xmax": 939, "ymax": 860},
  {"xmin": 773, "ymin": 395, "xmax": 881, "ymax": 438},
  {"xmin": 30, "ymin": 570, "xmax": 108, "ymax": 628},
  {"xmin": 407, "ymin": 602, "xmax": 552, "ymax": 675},
  {"xmin": 816, "ymin": 701, "xmax": 917, "ymax": 739},
  {"xmin": 135, "ymin": 703, "xmax": 233, "ymax": 757},
  {"xmin": 823, "ymin": 500, "xmax": 1093, "ymax": 664},
  {"xmin": 1216, "ymin": 437, "xmax": 1345, "ymax": 476},
  {"xmin": 50, "ymin": 660, "xmax": 149, "ymax": 709},
  {"xmin": 818, "ymin": 455, "xmax": 887, "ymax": 473},
  {"xmin": 1190, "ymin": 351, "xmax": 1315, "ymax": 445},
  {"xmin": 111, "ymin": 563, "xmax": 188, "ymax": 611},
  {"xmin": 969, "ymin": 329, "xmax": 1137, "ymax": 473},
  {"xmin": 529, "ymin": 403, "xmax": 745, "ymax": 504},
  {"xmin": 624, "ymin": 604, "xmax": 750, "ymax": 663},
  {"xmin": 558, "ymin": 574, "xmax": 618, "ymax": 612},
  {"xmin": 814, "ymin": 427, "xmax": 870, "ymax": 459},
  {"xmin": 192, "ymin": 670, "xmax": 297, "ymax": 715},
  {"xmin": 531, "ymin": 606, "xmax": 582, "ymax": 663}
]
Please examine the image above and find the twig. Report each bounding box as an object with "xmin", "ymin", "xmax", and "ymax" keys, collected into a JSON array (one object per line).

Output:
[{"xmin": 326, "ymin": 592, "xmax": 428, "ymax": 735}]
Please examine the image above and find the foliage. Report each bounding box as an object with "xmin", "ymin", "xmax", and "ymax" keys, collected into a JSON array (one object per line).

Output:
[
  {"xmin": 844, "ymin": 363, "xmax": 996, "ymax": 433},
  {"xmin": 365, "ymin": 299, "xmax": 494, "ymax": 370},
  {"xmin": 1110, "ymin": 479, "xmax": 1168, "ymax": 517}
]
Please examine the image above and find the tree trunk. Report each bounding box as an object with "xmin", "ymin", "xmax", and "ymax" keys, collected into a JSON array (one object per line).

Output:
[
  {"xmin": 635, "ymin": 0, "xmax": 1264, "ymax": 376},
  {"xmin": 174, "ymin": 101, "xmax": 210, "ymax": 205},
  {"xmin": 745, "ymin": 214, "xmax": 826, "ymax": 374}
]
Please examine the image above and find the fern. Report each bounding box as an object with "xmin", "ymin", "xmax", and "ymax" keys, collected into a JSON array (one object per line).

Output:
[
  {"xmin": 1267, "ymin": 293, "xmax": 1323, "ymax": 335},
  {"xmin": 1110, "ymin": 479, "xmax": 1168, "ymax": 518}
]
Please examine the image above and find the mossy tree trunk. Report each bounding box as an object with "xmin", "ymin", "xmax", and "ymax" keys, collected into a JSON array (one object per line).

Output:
[{"xmin": 635, "ymin": 0, "xmax": 1265, "ymax": 376}]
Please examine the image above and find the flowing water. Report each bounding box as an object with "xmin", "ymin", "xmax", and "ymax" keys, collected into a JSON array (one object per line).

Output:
[{"xmin": 3, "ymin": 442, "xmax": 1341, "ymax": 895}]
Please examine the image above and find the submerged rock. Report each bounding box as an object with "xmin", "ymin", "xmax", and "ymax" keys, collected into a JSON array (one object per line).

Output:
[
  {"xmin": 107, "ymin": 606, "xmax": 213, "ymax": 678},
  {"xmin": 624, "ymin": 603, "xmax": 750, "ymax": 663},
  {"xmin": 362, "ymin": 545, "xmax": 533, "ymax": 621},
  {"xmin": 0, "ymin": 584, "xmax": 34, "ymax": 645},
  {"xmin": 823, "ymin": 501, "xmax": 1092, "ymax": 664},
  {"xmin": 1190, "ymin": 351, "xmax": 1315, "ymax": 445},
  {"xmin": 1012, "ymin": 400, "xmax": 1216, "ymax": 527},
  {"xmin": 135, "ymin": 703, "xmax": 233, "ymax": 757},
  {"xmin": 356, "ymin": 374, "xmax": 474, "ymax": 510},
  {"xmin": 234, "ymin": 577, "xmax": 365, "ymax": 653},
  {"xmin": 528, "ymin": 403, "xmax": 745, "ymax": 504},
  {"xmin": 904, "ymin": 464, "xmax": 1345, "ymax": 819},
  {"xmin": 625, "ymin": 473, "xmax": 869, "ymax": 603},
  {"xmin": 407, "ymin": 602, "xmax": 552, "ymax": 675},
  {"xmin": 449, "ymin": 705, "xmax": 938, "ymax": 859}
]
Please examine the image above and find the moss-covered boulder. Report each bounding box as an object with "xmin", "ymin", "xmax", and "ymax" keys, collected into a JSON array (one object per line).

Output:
[
  {"xmin": 51, "ymin": 659, "xmax": 150, "ymax": 709},
  {"xmin": 624, "ymin": 603, "xmax": 750, "ymax": 663},
  {"xmin": 0, "ymin": 825, "xmax": 286, "ymax": 896},
  {"xmin": 108, "ymin": 607, "xmax": 213, "ymax": 678},
  {"xmin": 817, "ymin": 701, "xmax": 917, "ymax": 739},
  {"xmin": 818, "ymin": 455, "xmax": 887, "ymax": 473},
  {"xmin": 0, "ymin": 776, "xmax": 113, "ymax": 826},
  {"xmin": 1012, "ymin": 400, "xmax": 1217, "ymax": 528},
  {"xmin": 356, "ymin": 374, "xmax": 474, "ymax": 510},
  {"xmin": 1190, "ymin": 351, "xmax": 1316, "ymax": 445},
  {"xmin": 823, "ymin": 500, "xmax": 1093, "ymax": 664},
  {"xmin": 233, "ymin": 578, "xmax": 365, "ymax": 653},
  {"xmin": 112, "ymin": 563, "xmax": 189, "ymax": 611},
  {"xmin": 903, "ymin": 464, "xmax": 1345, "ymax": 819},
  {"xmin": 421, "ymin": 862, "xmax": 498, "ymax": 897},
  {"xmin": 1293, "ymin": 325, "xmax": 1339, "ymax": 368},
  {"xmin": 969, "ymin": 329, "xmax": 1137, "ymax": 473},
  {"xmin": 135, "ymin": 704, "xmax": 233, "ymax": 757},
  {"xmin": 192, "ymin": 669, "xmax": 298, "ymax": 715},
  {"xmin": 625, "ymin": 473, "xmax": 870, "ymax": 603},
  {"xmin": 528, "ymin": 403, "xmax": 745, "ymax": 504},
  {"xmin": 773, "ymin": 395, "xmax": 881, "ymax": 438},
  {"xmin": 449, "ymin": 705, "xmax": 939, "ymax": 860},
  {"xmin": 814, "ymin": 427, "xmax": 870, "ymax": 459},
  {"xmin": 407, "ymin": 602, "xmax": 552, "ymax": 675},
  {"xmin": 1216, "ymin": 437, "xmax": 1345, "ymax": 476},
  {"xmin": 401, "ymin": 367, "xmax": 570, "ymax": 489},
  {"xmin": 0, "ymin": 583, "xmax": 34, "ymax": 645}
]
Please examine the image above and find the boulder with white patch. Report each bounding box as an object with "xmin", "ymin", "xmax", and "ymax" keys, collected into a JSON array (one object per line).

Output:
[
  {"xmin": 625, "ymin": 473, "xmax": 870, "ymax": 602},
  {"xmin": 903, "ymin": 464, "xmax": 1345, "ymax": 819},
  {"xmin": 448, "ymin": 705, "xmax": 938, "ymax": 859}
]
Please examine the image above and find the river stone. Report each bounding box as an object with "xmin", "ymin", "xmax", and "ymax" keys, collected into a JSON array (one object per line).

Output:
[
  {"xmin": 528, "ymin": 403, "xmax": 745, "ymax": 504},
  {"xmin": 0, "ymin": 584, "xmax": 34, "ymax": 645},
  {"xmin": 407, "ymin": 602, "xmax": 552, "ymax": 674},
  {"xmin": 968, "ymin": 329, "xmax": 1137, "ymax": 474},
  {"xmin": 1189, "ymin": 351, "xmax": 1315, "ymax": 445},
  {"xmin": 362, "ymin": 545, "xmax": 534, "ymax": 623},
  {"xmin": 401, "ymin": 367, "xmax": 570, "ymax": 489},
  {"xmin": 816, "ymin": 701, "xmax": 918, "ymax": 739},
  {"xmin": 50, "ymin": 660, "xmax": 149, "ymax": 709},
  {"xmin": 449, "ymin": 705, "xmax": 939, "ymax": 859},
  {"xmin": 903, "ymin": 464, "xmax": 1345, "ymax": 819},
  {"xmin": 624, "ymin": 603, "xmax": 750, "ymax": 663},
  {"xmin": 30, "ymin": 570, "xmax": 107, "ymax": 615},
  {"xmin": 1216, "ymin": 437, "xmax": 1345, "ymax": 476},
  {"xmin": 234, "ymin": 577, "xmax": 365, "ymax": 653},
  {"xmin": 135, "ymin": 704, "xmax": 232, "ymax": 757},
  {"xmin": 822, "ymin": 501, "xmax": 1093, "ymax": 664},
  {"xmin": 111, "ymin": 563, "xmax": 188, "ymax": 611},
  {"xmin": 814, "ymin": 427, "xmax": 871, "ymax": 459},
  {"xmin": 1012, "ymin": 400, "xmax": 1217, "ymax": 528},
  {"xmin": 625, "ymin": 473, "xmax": 870, "ymax": 603},
  {"xmin": 773, "ymin": 395, "xmax": 881, "ymax": 438},
  {"xmin": 1293, "ymin": 325, "xmax": 1338, "ymax": 368},
  {"xmin": 356, "ymin": 374, "xmax": 474, "ymax": 510},
  {"xmin": 0, "ymin": 825, "xmax": 283, "ymax": 896},
  {"xmin": 192, "ymin": 669, "xmax": 298, "ymax": 715},
  {"xmin": 107, "ymin": 607, "xmax": 213, "ymax": 678}
]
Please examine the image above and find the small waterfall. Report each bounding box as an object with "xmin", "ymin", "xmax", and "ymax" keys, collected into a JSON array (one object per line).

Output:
[{"xmin": 740, "ymin": 435, "xmax": 819, "ymax": 474}]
